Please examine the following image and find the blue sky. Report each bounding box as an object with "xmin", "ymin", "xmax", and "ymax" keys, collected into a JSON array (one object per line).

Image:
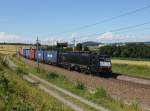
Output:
[{"xmin": 0, "ymin": 0, "xmax": 150, "ymax": 43}]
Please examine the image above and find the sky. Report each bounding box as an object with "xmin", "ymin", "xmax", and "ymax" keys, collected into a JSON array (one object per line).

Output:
[{"xmin": 0, "ymin": 0, "xmax": 150, "ymax": 44}]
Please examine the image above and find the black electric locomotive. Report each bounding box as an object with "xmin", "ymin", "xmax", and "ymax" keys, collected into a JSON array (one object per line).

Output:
[{"xmin": 59, "ymin": 51, "xmax": 112, "ymax": 74}]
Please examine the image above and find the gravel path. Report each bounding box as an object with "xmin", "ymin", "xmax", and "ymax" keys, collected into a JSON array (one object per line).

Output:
[
  {"xmin": 28, "ymin": 73, "xmax": 108, "ymax": 111},
  {"xmin": 23, "ymin": 75, "xmax": 84, "ymax": 111},
  {"xmin": 24, "ymin": 58, "xmax": 150, "ymax": 110}
]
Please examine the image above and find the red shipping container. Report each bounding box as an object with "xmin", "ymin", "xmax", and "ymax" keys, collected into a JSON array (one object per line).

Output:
[
  {"xmin": 19, "ymin": 49, "xmax": 23, "ymax": 56},
  {"xmin": 29, "ymin": 49, "xmax": 36, "ymax": 60}
]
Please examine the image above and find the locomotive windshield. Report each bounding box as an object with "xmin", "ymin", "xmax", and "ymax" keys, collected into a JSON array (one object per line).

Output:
[{"xmin": 99, "ymin": 55, "xmax": 111, "ymax": 62}]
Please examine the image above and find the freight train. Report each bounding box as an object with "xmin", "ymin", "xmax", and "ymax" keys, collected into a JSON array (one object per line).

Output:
[{"xmin": 19, "ymin": 49, "xmax": 112, "ymax": 75}]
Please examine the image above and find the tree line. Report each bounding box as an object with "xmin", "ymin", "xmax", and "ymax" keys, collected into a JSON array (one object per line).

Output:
[
  {"xmin": 43, "ymin": 43, "xmax": 89, "ymax": 52},
  {"xmin": 99, "ymin": 43, "xmax": 150, "ymax": 58}
]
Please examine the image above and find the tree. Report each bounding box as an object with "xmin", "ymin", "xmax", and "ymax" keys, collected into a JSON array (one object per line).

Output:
[
  {"xmin": 98, "ymin": 43, "xmax": 150, "ymax": 58},
  {"xmin": 75, "ymin": 43, "xmax": 82, "ymax": 51},
  {"xmin": 83, "ymin": 46, "xmax": 89, "ymax": 51}
]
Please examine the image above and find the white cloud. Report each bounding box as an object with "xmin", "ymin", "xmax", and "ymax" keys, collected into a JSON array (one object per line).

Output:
[
  {"xmin": 0, "ymin": 32, "xmax": 34, "ymax": 43},
  {"xmin": 98, "ymin": 32, "xmax": 114, "ymax": 41},
  {"xmin": 68, "ymin": 32, "xmax": 150, "ymax": 43},
  {"xmin": 0, "ymin": 32, "xmax": 20, "ymax": 43},
  {"xmin": 0, "ymin": 32, "xmax": 149, "ymax": 44},
  {"xmin": 97, "ymin": 32, "xmax": 137, "ymax": 43}
]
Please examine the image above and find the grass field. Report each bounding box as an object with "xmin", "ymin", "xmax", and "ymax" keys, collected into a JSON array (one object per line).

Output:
[
  {"xmin": 12, "ymin": 55, "xmax": 142, "ymax": 111},
  {"xmin": 0, "ymin": 45, "xmax": 34, "ymax": 55},
  {"xmin": 112, "ymin": 59, "xmax": 150, "ymax": 78},
  {"xmin": 0, "ymin": 55, "xmax": 73, "ymax": 111}
]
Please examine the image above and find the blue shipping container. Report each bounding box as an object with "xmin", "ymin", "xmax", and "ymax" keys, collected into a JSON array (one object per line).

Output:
[
  {"xmin": 25, "ymin": 49, "xmax": 30, "ymax": 58},
  {"xmin": 23, "ymin": 49, "xmax": 30, "ymax": 58},
  {"xmin": 23, "ymin": 49, "xmax": 26, "ymax": 57},
  {"xmin": 43, "ymin": 51, "xmax": 58, "ymax": 63},
  {"xmin": 35, "ymin": 50, "xmax": 44, "ymax": 61}
]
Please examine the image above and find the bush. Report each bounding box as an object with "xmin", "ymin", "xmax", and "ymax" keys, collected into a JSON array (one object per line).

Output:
[
  {"xmin": 94, "ymin": 87, "xmax": 107, "ymax": 98},
  {"xmin": 47, "ymin": 72, "xmax": 59, "ymax": 79},
  {"xmin": 0, "ymin": 71, "xmax": 9, "ymax": 91},
  {"xmin": 0, "ymin": 64, "xmax": 3, "ymax": 71},
  {"xmin": 76, "ymin": 81, "xmax": 85, "ymax": 90}
]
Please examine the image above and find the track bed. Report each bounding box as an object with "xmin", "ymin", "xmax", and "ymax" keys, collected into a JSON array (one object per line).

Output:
[{"xmin": 22, "ymin": 58, "xmax": 150, "ymax": 110}]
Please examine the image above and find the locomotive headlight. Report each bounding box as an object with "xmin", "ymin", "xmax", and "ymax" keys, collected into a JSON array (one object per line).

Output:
[{"xmin": 100, "ymin": 61, "xmax": 111, "ymax": 67}]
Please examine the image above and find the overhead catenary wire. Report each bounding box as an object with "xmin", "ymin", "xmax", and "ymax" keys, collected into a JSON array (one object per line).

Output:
[
  {"xmin": 76, "ymin": 20, "xmax": 150, "ymax": 38},
  {"xmin": 115, "ymin": 26, "xmax": 150, "ymax": 34},
  {"xmin": 52, "ymin": 4, "xmax": 150, "ymax": 35}
]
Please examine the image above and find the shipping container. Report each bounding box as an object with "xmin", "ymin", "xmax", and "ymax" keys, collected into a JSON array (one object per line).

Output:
[
  {"xmin": 43, "ymin": 50, "xmax": 58, "ymax": 64},
  {"xmin": 29, "ymin": 49, "xmax": 36, "ymax": 60},
  {"xmin": 19, "ymin": 49, "xmax": 23, "ymax": 56},
  {"xmin": 25, "ymin": 49, "xmax": 30, "ymax": 58},
  {"xmin": 35, "ymin": 50, "xmax": 44, "ymax": 61},
  {"xmin": 23, "ymin": 49, "xmax": 30, "ymax": 58}
]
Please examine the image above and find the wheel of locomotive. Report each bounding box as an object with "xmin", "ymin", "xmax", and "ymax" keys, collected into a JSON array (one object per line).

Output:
[
  {"xmin": 74, "ymin": 66, "xmax": 81, "ymax": 72},
  {"xmin": 80, "ymin": 68, "xmax": 85, "ymax": 73},
  {"xmin": 84, "ymin": 66, "xmax": 91, "ymax": 74},
  {"xmin": 67, "ymin": 65, "xmax": 72, "ymax": 71}
]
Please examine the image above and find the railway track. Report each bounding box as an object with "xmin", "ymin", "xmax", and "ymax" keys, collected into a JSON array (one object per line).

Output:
[
  {"xmin": 116, "ymin": 74, "xmax": 150, "ymax": 87},
  {"xmin": 109, "ymin": 77, "xmax": 150, "ymax": 89},
  {"xmin": 21, "ymin": 56, "xmax": 150, "ymax": 88}
]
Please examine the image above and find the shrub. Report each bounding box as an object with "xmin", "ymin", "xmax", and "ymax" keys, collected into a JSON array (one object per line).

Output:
[
  {"xmin": 47, "ymin": 72, "xmax": 59, "ymax": 79},
  {"xmin": 16, "ymin": 67, "xmax": 27, "ymax": 76},
  {"xmin": 0, "ymin": 71, "xmax": 9, "ymax": 91},
  {"xmin": 76, "ymin": 81, "xmax": 85, "ymax": 90},
  {"xmin": 0, "ymin": 64, "xmax": 3, "ymax": 71}
]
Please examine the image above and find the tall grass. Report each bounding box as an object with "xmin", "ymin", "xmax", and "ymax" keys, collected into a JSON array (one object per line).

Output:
[
  {"xmin": 0, "ymin": 55, "xmax": 73, "ymax": 111},
  {"xmin": 75, "ymin": 81, "xmax": 85, "ymax": 90},
  {"xmin": 113, "ymin": 63, "xmax": 150, "ymax": 78}
]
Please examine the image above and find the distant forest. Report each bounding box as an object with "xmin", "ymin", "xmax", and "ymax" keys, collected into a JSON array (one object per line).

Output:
[
  {"xmin": 99, "ymin": 43, "xmax": 150, "ymax": 58},
  {"xmin": 0, "ymin": 42, "xmax": 34, "ymax": 45}
]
